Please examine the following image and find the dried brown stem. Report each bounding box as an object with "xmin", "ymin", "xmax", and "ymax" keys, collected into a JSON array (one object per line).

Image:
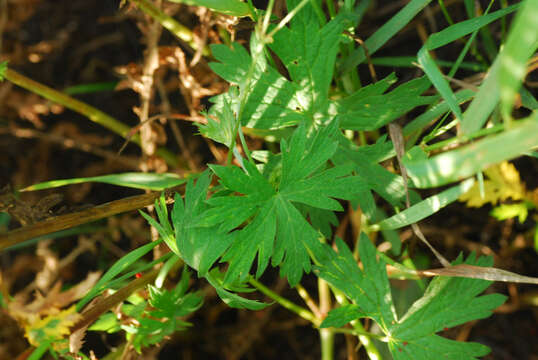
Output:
[{"xmin": 0, "ymin": 188, "xmax": 180, "ymax": 251}]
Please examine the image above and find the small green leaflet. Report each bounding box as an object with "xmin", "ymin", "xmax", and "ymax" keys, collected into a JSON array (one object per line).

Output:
[
  {"xmin": 315, "ymin": 234, "xmax": 506, "ymax": 360},
  {"xmin": 335, "ymin": 75, "xmax": 437, "ymax": 131},
  {"xmin": 126, "ymin": 269, "xmax": 203, "ymax": 353},
  {"xmin": 0, "ymin": 61, "xmax": 7, "ymax": 81},
  {"xmin": 198, "ymin": 89, "xmax": 239, "ymax": 148},
  {"xmin": 91, "ymin": 268, "xmax": 203, "ymax": 353},
  {"xmin": 332, "ymin": 134, "xmax": 409, "ymax": 207},
  {"xmin": 172, "ymin": 170, "xmax": 231, "ymax": 275},
  {"xmin": 198, "ymin": 124, "xmax": 367, "ymax": 286},
  {"xmin": 146, "ymin": 170, "xmax": 267, "ymax": 310}
]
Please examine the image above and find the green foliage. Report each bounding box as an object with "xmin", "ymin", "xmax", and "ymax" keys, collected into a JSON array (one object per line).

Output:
[
  {"xmin": 77, "ymin": 240, "xmax": 166, "ymax": 311},
  {"xmin": 336, "ymin": 75, "xmax": 437, "ymax": 131},
  {"xmin": 22, "ymin": 172, "xmax": 186, "ymax": 191},
  {"xmin": 11, "ymin": 0, "xmax": 537, "ymax": 358},
  {"xmin": 459, "ymin": 161, "xmax": 536, "ymax": 224},
  {"xmin": 0, "ymin": 61, "xmax": 7, "ymax": 81},
  {"xmin": 135, "ymin": 0, "xmax": 527, "ymax": 356},
  {"xmin": 459, "ymin": 161, "xmax": 525, "ymax": 207},
  {"xmin": 157, "ymin": 171, "xmax": 268, "ymax": 310},
  {"xmin": 316, "ymin": 235, "xmax": 506, "ymax": 359},
  {"xmin": 90, "ymin": 269, "xmax": 203, "ymax": 353},
  {"xmin": 199, "ymin": 123, "xmax": 366, "ymax": 286}
]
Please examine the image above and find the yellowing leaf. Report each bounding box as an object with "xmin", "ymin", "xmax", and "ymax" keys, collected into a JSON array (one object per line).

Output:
[
  {"xmin": 459, "ymin": 161, "xmax": 525, "ymax": 207},
  {"xmin": 25, "ymin": 305, "xmax": 81, "ymax": 348},
  {"xmin": 490, "ymin": 203, "xmax": 529, "ymax": 222}
]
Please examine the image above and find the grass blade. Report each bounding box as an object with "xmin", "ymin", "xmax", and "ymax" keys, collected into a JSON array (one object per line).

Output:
[
  {"xmin": 77, "ymin": 239, "xmax": 163, "ymax": 310},
  {"xmin": 340, "ymin": 0, "xmax": 432, "ymax": 73},
  {"xmin": 418, "ymin": 4, "xmax": 520, "ymax": 122},
  {"xmin": 376, "ymin": 178, "xmax": 475, "ymax": 230},
  {"xmin": 499, "ymin": 0, "xmax": 538, "ymax": 120},
  {"xmin": 403, "ymin": 89, "xmax": 475, "ymax": 136},
  {"xmin": 21, "ymin": 173, "xmax": 186, "ymax": 191},
  {"xmin": 405, "ymin": 113, "xmax": 538, "ymax": 188}
]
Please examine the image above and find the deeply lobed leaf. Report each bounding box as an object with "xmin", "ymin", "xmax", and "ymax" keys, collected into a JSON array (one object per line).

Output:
[{"xmin": 316, "ymin": 234, "xmax": 506, "ymax": 360}]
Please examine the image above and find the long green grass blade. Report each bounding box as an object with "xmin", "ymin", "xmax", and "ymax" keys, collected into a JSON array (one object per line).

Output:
[
  {"xmin": 460, "ymin": 57, "xmax": 500, "ymax": 135},
  {"xmin": 371, "ymin": 56, "xmax": 485, "ymax": 71},
  {"xmin": 423, "ymin": 4, "xmax": 519, "ymax": 50},
  {"xmin": 403, "ymin": 89, "xmax": 475, "ymax": 136},
  {"xmin": 404, "ymin": 113, "xmax": 538, "ymax": 188},
  {"xmin": 499, "ymin": 0, "xmax": 538, "ymax": 119},
  {"xmin": 418, "ymin": 48, "xmax": 463, "ymax": 120},
  {"xmin": 77, "ymin": 239, "xmax": 163, "ymax": 311},
  {"xmin": 21, "ymin": 173, "xmax": 186, "ymax": 191},
  {"xmin": 376, "ymin": 178, "xmax": 474, "ymax": 230},
  {"xmin": 0, "ymin": 61, "xmax": 7, "ymax": 81},
  {"xmin": 340, "ymin": 0, "xmax": 432, "ymax": 73},
  {"xmin": 418, "ymin": 4, "xmax": 520, "ymax": 122}
]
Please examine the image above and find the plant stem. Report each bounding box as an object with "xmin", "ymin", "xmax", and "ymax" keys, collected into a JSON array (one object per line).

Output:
[
  {"xmin": 249, "ymin": 278, "xmax": 321, "ymax": 326},
  {"xmin": 0, "ymin": 187, "xmax": 180, "ymax": 250},
  {"xmin": 422, "ymin": 123, "xmax": 504, "ymax": 152},
  {"xmin": 70, "ymin": 265, "xmax": 162, "ymax": 333},
  {"xmin": 129, "ymin": 0, "xmax": 209, "ymax": 55},
  {"xmin": 4, "ymin": 68, "xmax": 178, "ymax": 166},
  {"xmin": 332, "ymin": 287, "xmax": 383, "ymax": 358},
  {"xmin": 318, "ymin": 277, "xmax": 334, "ymax": 360},
  {"xmin": 267, "ymin": 0, "xmax": 311, "ymax": 39},
  {"xmin": 6, "ymin": 69, "xmax": 131, "ymax": 139},
  {"xmin": 353, "ymin": 320, "xmax": 383, "ymax": 359},
  {"xmin": 295, "ymin": 284, "xmax": 322, "ymax": 317}
]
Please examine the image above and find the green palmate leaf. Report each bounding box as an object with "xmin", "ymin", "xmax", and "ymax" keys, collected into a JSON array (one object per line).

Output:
[
  {"xmin": 21, "ymin": 172, "xmax": 186, "ymax": 191},
  {"xmin": 268, "ymin": 3, "xmax": 354, "ymax": 123},
  {"xmin": 208, "ymin": 3, "xmax": 354, "ymax": 129},
  {"xmin": 404, "ymin": 114, "xmax": 538, "ymax": 188},
  {"xmin": 200, "ymin": 124, "xmax": 366, "ymax": 286},
  {"xmin": 316, "ymin": 234, "xmax": 506, "ymax": 360},
  {"xmin": 209, "ymin": 42, "xmax": 304, "ymax": 129},
  {"xmin": 316, "ymin": 235, "xmax": 397, "ymax": 329},
  {"xmin": 145, "ymin": 171, "xmax": 266, "ymax": 310},
  {"xmin": 336, "ymin": 75, "xmax": 437, "ymax": 131},
  {"xmin": 389, "ymin": 256, "xmax": 506, "ymax": 359}
]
